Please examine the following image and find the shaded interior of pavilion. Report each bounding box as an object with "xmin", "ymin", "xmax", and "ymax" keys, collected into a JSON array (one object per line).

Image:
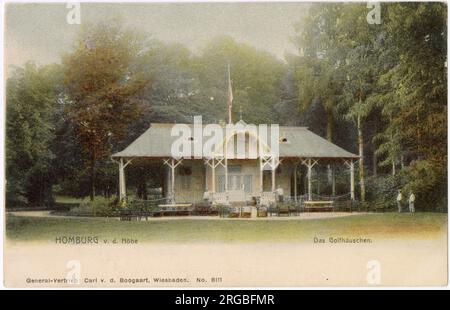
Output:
[{"xmin": 114, "ymin": 156, "xmax": 357, "ymax": 206}]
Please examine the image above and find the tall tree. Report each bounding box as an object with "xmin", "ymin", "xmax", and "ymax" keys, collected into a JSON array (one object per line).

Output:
[
  {"xmin": 292, "ymin": 3, "xmax": 346, "ymax": 142},
  {"xmin": 291, "ymin": 2, "xmax": 446, "ymax": 207},
  {"xmin": 63, "ymin": 21, "xmax": 151, "ymax": 200},
  {"xmin": 6, "ymin": 62, "xmax": 62, "ymax": 206},
  {"xmin": 194, "ymin": 36, "xmax": 286, "ymax": 124},
  {"xmin": 136, "ymin": 41, "xmax": 199, "ymax": 124},
  {"xmin": 293, "ymin": 4, "xmax": 359, "ymax": 193},
  {"xmin": 374, "ymin": 3, "xmax": 447, "ymax": 206}
]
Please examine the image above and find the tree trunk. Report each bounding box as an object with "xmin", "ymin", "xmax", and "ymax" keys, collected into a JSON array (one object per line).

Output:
[
  {"xmin": 326, "ymin": 109, "xmax": 333, "ymax": 185},
  {"xmin": 357, "ymin": 115, "xmax": 366, "ymax": 202},
  {"xmin": 89, "ymin": 152, "xmax": 96, "ymax": 201},
  {"xmin": 373, "ymin": 121, "xmax": 378, "ymax": 177},
  {"xmin": 373, "ymin": 152, "xmax": 377, "ymax": 177},
  {"xmin": 326, "ymin": 109, "xmax": 334, "ymax": 142},
  {"xmin": 389, "ymin": 114, "xmax": 396, "ymax": 176}
]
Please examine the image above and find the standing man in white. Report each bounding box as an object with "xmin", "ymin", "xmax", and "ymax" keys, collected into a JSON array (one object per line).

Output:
[
  {"xmin": 409, "ymin": 191, "xmax": 415, "ymax": 213},
  {"xmin": 276, "ymin": 187, "xmax": 284, "ymax": 203},
  {"xmin": 396, "ymin": 190, "xmax": 403, "ymax": 213}
]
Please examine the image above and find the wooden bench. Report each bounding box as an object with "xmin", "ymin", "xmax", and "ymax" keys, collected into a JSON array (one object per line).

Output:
[
  {"xmin": 120, "ymin": 210, "xmax": 155, "ymax": 221},
  {"xmin": 157, "ymin": 203, "xmax": 193, "ymax": 216},
  {"xmin": 277, "ymin": 205, "xmax": 290, "ymax": 216},
  {"xmin": 304, "ymin": 200, "xmax": 334, "ymax": 212},
  {"xmin": 333, "ymin": 200, "xmax": 353, "ymax": 212}
]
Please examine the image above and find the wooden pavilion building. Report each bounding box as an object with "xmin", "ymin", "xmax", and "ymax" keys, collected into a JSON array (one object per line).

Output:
[{"xmin": 111, "ymin": 121, "xmax": 359, "ymax": 206}]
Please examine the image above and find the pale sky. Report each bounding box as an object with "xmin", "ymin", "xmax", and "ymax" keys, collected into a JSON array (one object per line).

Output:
[{"xmin": 5, "ymin": 2, "xmax": 309, "ymax": 74}]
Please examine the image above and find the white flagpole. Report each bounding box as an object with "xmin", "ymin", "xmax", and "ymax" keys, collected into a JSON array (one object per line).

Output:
[{"xmin": 227, "ymin": 62, "xmax": 233, "ymax": 124}]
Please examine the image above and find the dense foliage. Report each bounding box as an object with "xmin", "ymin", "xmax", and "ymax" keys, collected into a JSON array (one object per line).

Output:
[
  {"xmin": 6, "ymin": 63, "xmax": 62, "ymax": 206},
  {"xmin": 5, "ymin": 3, "xmax": 447, "ymax": 210},
  {"xmin": 291, "ymin": 2, "xmax": 447, "ymax": 209}
]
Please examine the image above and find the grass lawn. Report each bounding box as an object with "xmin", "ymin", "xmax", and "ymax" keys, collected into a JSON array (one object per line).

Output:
[{"xmin": 5, "ymin": 212, "xmax": 447, "ymax": 243}]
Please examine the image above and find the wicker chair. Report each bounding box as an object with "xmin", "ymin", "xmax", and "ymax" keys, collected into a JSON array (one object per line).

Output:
[
  {"xmin": 257, "ymin": 206, "xmax": 268, "ymax": 217},
  {"xmin": 241, "ymin": 206, "xmax": 252, "ymax": 218}
]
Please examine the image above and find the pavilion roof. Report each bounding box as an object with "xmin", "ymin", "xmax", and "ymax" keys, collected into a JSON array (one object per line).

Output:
[{"xmin": 112, "ymin": 123, "xmax": 359, "ymax": 160}]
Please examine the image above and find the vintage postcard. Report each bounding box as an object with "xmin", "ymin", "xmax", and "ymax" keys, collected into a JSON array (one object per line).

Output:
[{"xmin": 2, "ymin": 1, "xmax": 448, "ymax": 288}]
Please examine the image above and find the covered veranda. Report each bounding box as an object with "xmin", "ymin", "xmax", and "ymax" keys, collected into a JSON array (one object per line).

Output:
[{"xmin": 111, "ymin": 123, "xmax": 360, "ymax": 213}]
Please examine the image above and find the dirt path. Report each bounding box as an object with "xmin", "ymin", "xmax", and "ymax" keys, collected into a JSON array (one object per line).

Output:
[
  {"xmin": 7, "ymin": 210, "xmax": 364, "ymax": 221},
  {"xmin": 8, "ymin": 211, "xmax": 97, "ymax": 220}
]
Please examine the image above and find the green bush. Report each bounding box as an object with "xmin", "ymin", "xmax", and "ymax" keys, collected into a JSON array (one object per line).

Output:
[
  {"xmin": 365, "ymin": 175, "xmax": 400, "ymax": 211},
  {"xmin": 401, "ymin": 160, "xmax": 447, "ymax": 212},
  {"xmin": 122, "ymin": 197, "xmax": 159, "ymax": 212},
  {"xmin": 365, "ymin": 160, "xmax": 447, "ymax": 212},
  {"xmin": 92, "ymin": 197, "xmax": 121, "ymax": 216},
  {"xmin": 69, "ymin": 196, "xmax": 120, "ymax": 217},
  {"xmin": 213, "ymin": 204, "xmax": 229, "ymax": 217},
  {"xmin": 67, "ymin": 202, "xmax": 92, "ymax": 216}
]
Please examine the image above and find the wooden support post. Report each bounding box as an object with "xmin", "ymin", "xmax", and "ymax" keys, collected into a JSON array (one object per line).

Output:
[
  {"xmin": 350, "ymin": 160, "xmax": 355, "ymax": 200},
  {"xmin": 259, "ymin": 157, "xmax": 263, "ymax": 194},
  {"xmin": 294, "ymin": 164, "xmax": 298, "ymax": 202},
  {"xmin": 163, "ymin": 158, "xmax": 182, "ymax": 204},
  {"xmin": 271, "ymin": 156, "xmax": 276, "ymax": 192},
  {"xmin": 170, "ymin": 158, "xmax": 175, "ymax": 204},
  {"xmin": 166, "ymin": 165, "xmax": 171, "ymax": 199},
  {"xmin": 117, "ymin": 158, "xmax": 133, "ymax": 201},
  {"xmin": 119, "ymin": 158, "xmax": 125, "ymax": 200},
  {"xmin": 307, "ymin": 159, "xmax": 312, "ymax": 201},
  {"xmin": 211, "ymin": 158, "xmax": 216, "ymax": 194},
  {"xmin": 204, "ymin": 164, "xmax": 208, "ymax": 191},
  {"xmin": 301, "ymin": 158, "xmax": 317, "ymax": 201},
  {"xmin": 224, "ymin": 157, "xmax": 228, "ymax": 194}
]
